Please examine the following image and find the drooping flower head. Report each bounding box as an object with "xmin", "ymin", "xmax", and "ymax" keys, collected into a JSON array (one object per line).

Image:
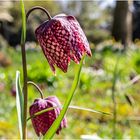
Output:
[
  {"xmin": 35, "ymin": 14, "xmax": 92, "ymax": 73},
  {"xmin": 29, "ymin": 96, "xmax": 67, "ymax": 136}
]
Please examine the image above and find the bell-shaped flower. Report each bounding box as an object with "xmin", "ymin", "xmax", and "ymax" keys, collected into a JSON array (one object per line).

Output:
[
  {"xmin": 35, "ymin": 14, "xmax": 92, "ymax": 73},
  {"xmin": 29, "ymin": 96, "xmax": 67, "ymax": 136}
]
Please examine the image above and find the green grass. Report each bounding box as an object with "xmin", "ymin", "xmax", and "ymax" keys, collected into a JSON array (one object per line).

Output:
[{"xmin": 0, "ymin": 44, "xmax": 140, "ymax": 139}]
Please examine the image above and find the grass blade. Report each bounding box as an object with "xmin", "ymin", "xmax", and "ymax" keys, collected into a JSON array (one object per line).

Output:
[
  {"xmin": 112, "ymin": 57, "xmax": 120, "ymax": 139},
  {"xmin": 16, "ymin": 71, "xmax": 24, "ymax": 139},
  {"xmin": 43, "ymin": 56, "xmax": 85, "ymax": 139}
]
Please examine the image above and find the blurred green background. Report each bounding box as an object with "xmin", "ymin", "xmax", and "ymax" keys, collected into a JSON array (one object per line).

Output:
[{"xmin": 1, "ymin": 0, "xmax": 140, "ymax": 139}]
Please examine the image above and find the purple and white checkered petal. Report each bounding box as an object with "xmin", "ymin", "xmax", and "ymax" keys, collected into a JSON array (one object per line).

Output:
[{"xmin": 35, "ymin": 14, "xmax": 92, "ymax": 73}]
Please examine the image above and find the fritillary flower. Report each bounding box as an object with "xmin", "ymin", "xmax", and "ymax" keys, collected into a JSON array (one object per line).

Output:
[
  {"xmin": 35, "ymin": 14, "xmax": 92, "ymax": 73},
  {"xmin": 29, "ymin": 96, "xmax": 67, "ymax": 136}
]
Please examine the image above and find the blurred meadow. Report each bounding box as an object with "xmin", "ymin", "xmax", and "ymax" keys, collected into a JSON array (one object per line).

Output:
[{"xmin": 1, "ymin": 0, "xmax": 140, "ymax": 139}]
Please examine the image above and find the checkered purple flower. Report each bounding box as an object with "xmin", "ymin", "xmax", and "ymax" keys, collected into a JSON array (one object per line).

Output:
[
  {"xmin": 35, "ymin": 14, "xmax": 92, "ymax": 73},
  {"xmin": 29, "ymin": 96, "xmax": 67, "ymax": 136}
]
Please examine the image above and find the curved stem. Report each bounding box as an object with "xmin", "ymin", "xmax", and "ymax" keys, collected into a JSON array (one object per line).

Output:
[
  {"xmin": 27, "ymin": 81, "xmax": 44, "ymax": 99},
  {"xmin": 26, "ymin": 6, "xmax": 52, "ymax": 21},
  {"xmin": 21, "ymin": 5, "xmax": 52, "ymax": 139}
]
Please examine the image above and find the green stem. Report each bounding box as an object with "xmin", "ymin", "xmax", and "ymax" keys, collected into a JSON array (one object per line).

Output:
[
  {"xmin": 27, "ymin": 81, "xmax": 44, "ymax": 99},
  {"xmin": 22, "ymin": 44, "xmax": 28, "ymax": 139},
  {"xmin": 20, "ymin": 4, "xmax": 52, "ymax": 139},
  {"xmin": 21, "ymin": 43, "xmax": 27, "ymax": 139},
  {"xmin": 20, "ymin": 0, "xmax": 27, "ymax": 139},
  {"xmin": 26, "ymin": 6, "xmax": 52, "ymax": 20}
]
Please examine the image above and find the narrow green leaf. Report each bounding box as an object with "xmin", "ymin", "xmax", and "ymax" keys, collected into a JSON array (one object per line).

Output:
[
  {"xmin": 43, "ymin": 56, "xmax": 85, "ymax": 139},
  {"xmin": 27, "ymin": 106, "xmax": 58, "ymax": 121},
  {"xmin": 16, "ymin": 71, "xmax": 24, "ymax": 139},
  {"xmin": 68, "ymin": 105, "xmax": 111, "ymax": 115},
  {"xmin": 27, "ymin": 105, "xmax": 111, "ymax": 122}
]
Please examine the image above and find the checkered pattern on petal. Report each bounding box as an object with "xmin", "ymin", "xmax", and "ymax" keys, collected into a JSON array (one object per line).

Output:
[{"xmin": 35, "ymin": 14, "xmax": 92, "ymax": 73}]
